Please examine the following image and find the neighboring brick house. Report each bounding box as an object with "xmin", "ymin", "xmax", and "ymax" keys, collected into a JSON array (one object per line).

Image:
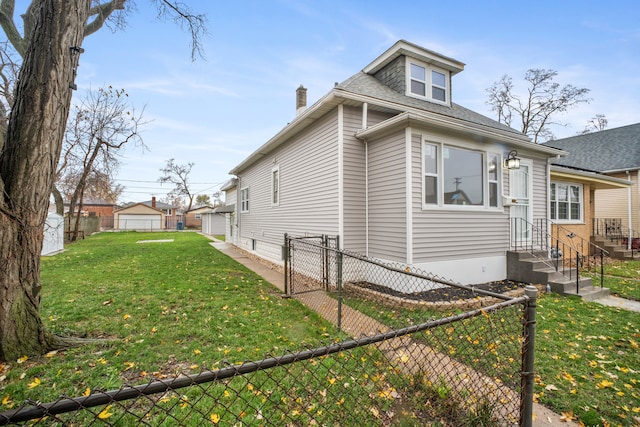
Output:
[
  {"xmin": 543, "ymin": 123, "xmax": 639, "ymax": 248},
  {"xmin": 64, "ymin": 198, "xmax": 116, "ymax": 229}
]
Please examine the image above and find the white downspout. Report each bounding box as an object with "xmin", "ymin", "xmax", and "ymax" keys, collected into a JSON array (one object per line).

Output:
[
  {"xmin": 627, "ymin": 170, "xmax": 632, "ymax": 250},
  {"xmin": 338, "ymin": 104, "xmax": 344, "ymax": 249},
  {"xmin": 405, "ymin": 127, "xmax": 413, "ymax": 264},
  {"xmin": 362, "ymin": 103, "xmax": 369, "ymax": 256}
]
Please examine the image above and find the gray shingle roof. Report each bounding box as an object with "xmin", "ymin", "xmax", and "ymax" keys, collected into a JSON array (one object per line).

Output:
[
  {"xmin": 336, "ymin": 72, "xmax": 523, "ymax": 136},
  {"xmin": 542, "ymin": 123, "xmax": 640, "ymax": 172}
]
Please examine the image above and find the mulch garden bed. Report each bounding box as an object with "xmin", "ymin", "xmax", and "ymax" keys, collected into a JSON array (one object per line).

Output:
[{"xmin": 347, "ymin": 280, "xmax": 529, "ymax": 305}]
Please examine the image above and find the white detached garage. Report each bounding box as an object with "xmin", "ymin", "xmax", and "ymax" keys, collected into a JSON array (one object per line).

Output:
[{"xmin": 114, "ymin": 203, "xmax": 164, "ymax": 231}]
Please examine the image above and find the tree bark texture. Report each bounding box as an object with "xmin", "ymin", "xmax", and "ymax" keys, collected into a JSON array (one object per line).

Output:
[{"xmin": 0, "ymin": 0, "xmax": 91, "ymax": 361}]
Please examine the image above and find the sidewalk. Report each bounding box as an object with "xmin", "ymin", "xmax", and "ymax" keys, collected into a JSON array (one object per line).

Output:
[{"xmin": 208, "ymin": 238, "xmax": 577, "ymax": 426}]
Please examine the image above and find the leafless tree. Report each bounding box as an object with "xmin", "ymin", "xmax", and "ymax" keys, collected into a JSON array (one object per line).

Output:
[
  {"xmin": 486, "ymin": 69, "xmax": 591, "ymax": 143},
  {"xmin": 0, "ymin": 0, "xmax": 207, "ymax": 361},
  {"xmin": 159, "ymin": 158, "xmax": 195, "ymax": 212},
  {"xmin": 60, "ymin": 86, "xmax": 146, "ymax": 241},
  {"xmin": 579, "ymin": 114, "xmax": 608, "ymax": 135}
]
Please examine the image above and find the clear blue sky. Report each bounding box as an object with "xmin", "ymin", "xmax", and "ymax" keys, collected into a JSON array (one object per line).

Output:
[{"xmin": 29, "ymin": 1, "xmax": 640, "ymax": 203}]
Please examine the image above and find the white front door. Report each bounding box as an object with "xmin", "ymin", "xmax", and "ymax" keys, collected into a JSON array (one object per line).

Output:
[{"xmin": 509, "ymin": 161, "xmax": 533, "ymax": 244}]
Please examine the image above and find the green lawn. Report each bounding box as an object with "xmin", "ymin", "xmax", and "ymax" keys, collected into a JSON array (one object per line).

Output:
[
  {"xmin": 1, "ymin": 233, "xmax": 638, "ymax": 426},
  {"xmin": 601, "ymin": 259, "xmax": 640, "ymax": 301},
  {"xmin": 0, "ymin": 232, "xmax": 362, "ymax": 423}
]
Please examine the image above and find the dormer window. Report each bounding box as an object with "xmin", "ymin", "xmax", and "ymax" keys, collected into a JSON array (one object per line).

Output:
[{"xmin": 407, "ymin": 58, "xmax": 449, "ymax": 104}]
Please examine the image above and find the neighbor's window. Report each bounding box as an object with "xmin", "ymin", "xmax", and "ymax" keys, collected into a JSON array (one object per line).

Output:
[
  {"xmin": 550, "ymin": 183, "xmax": 582, "ymax": 221},
  {"xmin": 271, "ymin": 166, "xmax": 280, "ymax": 205},
  {"xmin": 408, "ymin": 59, "xmax": 449, "ymax": 104},
  {"xmin": 240, "ymin": 187, "xmax": 249, "ymax": 212},
  {"xmin": 195, "ymin": 213, "xmax": 201, "ymax": 219},
  {"xmin": 424, "ymin": 141, "xmax": 498, "ymax": 208}
]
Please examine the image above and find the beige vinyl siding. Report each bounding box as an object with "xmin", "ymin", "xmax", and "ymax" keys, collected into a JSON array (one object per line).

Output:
[
  {"xmin": 367, "ymin": 129, "xmax": 407, "ymax": 261},
  {"xmin": 237, "ymin": 109, "xmax": 340, "ymax": 255},
  {"xmin": 595, "ymin": 171, "xmax": 639, "ymax": 231},
  {"xmin": 410, "ymin": 132, "xmax": 509, "ymax": 262},
  {"xmin": 342, "ymin": 107, "xmax": 395, "ymax": 252},
  {"xmin": 342, "ymin": 106, "xmax": 366, "ymax": 252}
]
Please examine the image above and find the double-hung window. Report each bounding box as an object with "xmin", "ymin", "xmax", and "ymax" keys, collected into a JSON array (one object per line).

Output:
[
  {"xmin": 408, "ymin": 59, "xmax": 449, "ymax": 104},
  {"xmin": 423, "ymin": 140, "xmax": 500, "ymax": 209},
  {"xmin": 240, "ymin": 187, "xmax": 249, "ymax": 212},
  {"xmin": 550, "ymin": 183, "xmax": 582, "ymax": 221}
]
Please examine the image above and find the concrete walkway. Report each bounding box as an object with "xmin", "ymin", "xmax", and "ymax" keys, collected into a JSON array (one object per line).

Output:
[
  {"xmin": 595, "ymin": 295, "xmax": 640, "ymax": 312},
  {"xmin": 207, "ymin": 238, "xmax": 577, "ymax": 426}
]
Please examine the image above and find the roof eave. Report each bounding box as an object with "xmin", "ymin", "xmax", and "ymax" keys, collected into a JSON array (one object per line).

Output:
[
  {"xmin": 355, "ymin": 110, "xmax": 567, "ymax": 156},
  {"xmin": 551, "ymin": 165, "xmax": 632, "ymax": 189}
]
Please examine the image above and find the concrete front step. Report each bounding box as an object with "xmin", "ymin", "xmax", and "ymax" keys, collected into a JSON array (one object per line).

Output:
[
  {"xmin": 548, "ymin": 276, "xmax": 594, "ymax": 294},
  {"xmin": 561, "ymin": 286, "xmax": 610, "ymax": 302},
  {"xmin": 507, "ymin": 250, "xmax": 605, "ymax": 302},
  {"xmin": 591, "ymin": 238, "xmax": 638, "ymax": 260}
]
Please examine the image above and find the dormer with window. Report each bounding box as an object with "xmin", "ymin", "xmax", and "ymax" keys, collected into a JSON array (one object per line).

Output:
[{"xmin": 363, "ymin": 40, "xmax": 464, "ymax": 107}]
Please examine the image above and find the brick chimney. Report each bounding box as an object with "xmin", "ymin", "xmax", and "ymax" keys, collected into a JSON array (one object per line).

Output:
[
  {"xmin": 296, "ymin": 85, "xmax": 307, "ymax": 116},
  {"xmin": 151, "ymin": 196, "xmax": 156, "ymax": 208}
]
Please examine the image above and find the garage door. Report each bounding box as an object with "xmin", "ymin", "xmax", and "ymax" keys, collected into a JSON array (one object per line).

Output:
[{"xmin": 118, "ymin": 214, "xmax": 161, "ymax": 230}]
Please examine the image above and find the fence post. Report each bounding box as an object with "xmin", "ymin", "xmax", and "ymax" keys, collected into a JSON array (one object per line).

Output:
[
  {"xmin": 521, "ymin": 285, "xmax": 538, "ymax": 427},
  {"xmin": 283, "ymin": 233, "xmax": 289, "ymax": 296},
  {"xmin": 336, "ymin": 236, "xmax": 343, "ymax": 333}
]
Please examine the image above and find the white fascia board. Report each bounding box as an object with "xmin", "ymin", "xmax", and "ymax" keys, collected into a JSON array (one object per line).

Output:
[{"xmin": 363, "ymin": 40, "xmax": 465, "ymax": 75}]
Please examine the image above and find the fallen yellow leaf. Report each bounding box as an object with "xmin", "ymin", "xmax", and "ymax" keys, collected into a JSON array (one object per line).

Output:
[
  {"xmin": 98, "ymin": 405, "xmax": 113, "ymax": 419},
  {"xmin": 27, "ymin": 378, "xmax": 41, "ymax": 389},
  {"xmin": 210, "ymin": 413, "xmax": 220, "ymax": 424}
]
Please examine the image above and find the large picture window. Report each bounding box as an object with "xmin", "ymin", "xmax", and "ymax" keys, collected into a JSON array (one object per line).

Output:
[
  {"xmin": 550, "ymin": 182, "xmax": 582, "ymax": 221},
  {"xmin": 423, "ymin": 140, "xmax": 500, "ymax": 209}
]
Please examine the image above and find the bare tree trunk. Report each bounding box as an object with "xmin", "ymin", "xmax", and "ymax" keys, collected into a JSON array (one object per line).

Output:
[
  {"xmin": 0, "ymin": 1, "xmax": 91, "ymax": 362},
  {"xmin": 51, "ymin": 186, "xmax": 65, "ymax": 215}
]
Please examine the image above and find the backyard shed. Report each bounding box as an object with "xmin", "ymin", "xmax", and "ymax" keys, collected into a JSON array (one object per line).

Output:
[
  {"xmin": 42, "ymin": 212, "xmax": 64, "ymax": 255},
  {"xmin": 201, "ymin": 207, "xmax": 228, "ymax": 236}
]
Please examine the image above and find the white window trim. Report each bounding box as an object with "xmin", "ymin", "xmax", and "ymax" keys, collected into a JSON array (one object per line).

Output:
[
  {"xmin": 406, "ymin": 57, "xmax": 450, "ymax": 105},
  {"xmin": 271, "ymin": 166, "xmax": 280, "ymax": 206},
  {"xmin": 550, "ymin": 181, "xmax": 583, "ymax": 223},
  {"xmin": 240, "ymin": 187, "xmax": 249, "ymax": 213},
  {"xmin": 421, "ymin": 138, "xmax": 502, "ymax": 211}
]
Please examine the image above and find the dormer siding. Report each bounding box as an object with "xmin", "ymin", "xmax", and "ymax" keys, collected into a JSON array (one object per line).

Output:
[{"xmin": 373, "ymin": 55, "xmax": 406, "ymax": 95}]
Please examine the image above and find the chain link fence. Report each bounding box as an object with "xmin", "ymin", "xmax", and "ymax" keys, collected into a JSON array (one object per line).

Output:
[{"xmin": 1, "ymin": 235, "xmax": 536, "ymax": 426}]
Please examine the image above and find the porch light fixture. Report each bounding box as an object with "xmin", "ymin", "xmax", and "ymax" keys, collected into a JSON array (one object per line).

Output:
[{"xmin": 504, "ymin": 150, "xmax": 521, "ymax": 169}]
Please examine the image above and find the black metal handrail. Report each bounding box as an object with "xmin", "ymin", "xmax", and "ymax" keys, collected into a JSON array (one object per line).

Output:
[
  {"xmin": 550, "ymin": 222, "xmax": 608, "ymax": 288},
  {"xmin": 593, "ymin": 218, "xmax": 638, "ymax": 259},
  {"xmin": 511, "ymin": 218, "xmax": 606, "ymax": 293}
]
